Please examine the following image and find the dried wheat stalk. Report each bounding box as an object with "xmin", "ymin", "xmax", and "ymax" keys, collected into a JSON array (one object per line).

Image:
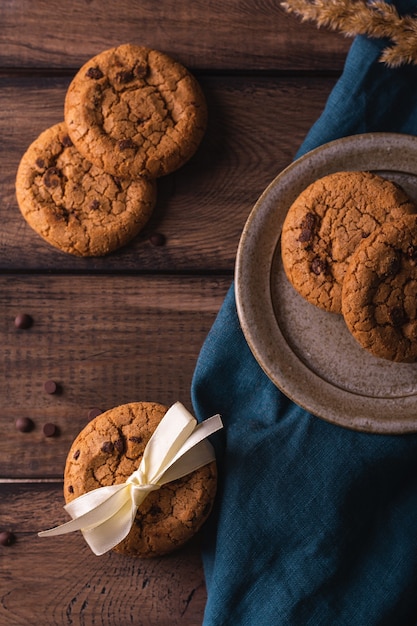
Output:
[{"xmin": 281, "ymin": 0, "xmax": 417, "ymax": 66}]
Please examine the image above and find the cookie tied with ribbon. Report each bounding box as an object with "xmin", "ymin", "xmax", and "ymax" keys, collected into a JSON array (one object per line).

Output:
[{"xmin": 39, "ymin": 402, "xmax": 222, "ymax": 556}]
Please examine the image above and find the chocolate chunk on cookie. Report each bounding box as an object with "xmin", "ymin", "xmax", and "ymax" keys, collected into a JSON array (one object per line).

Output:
[
  {"xmin": 64, "ymin": 44, "xmax": 207, "ymax": 179},
  {"xmin": 64, "ymin": 401, "xmax": 217, "ymax": 557},
  {"xmin": 342, "ymin": 214, "xmax": 417, "ymax": 362},
  {"xmin": 16, "ymin": 122, "xmax": 156, "ymax": 256},
  {"xmin": 281, "ymin": 171, "xmax": 416, "ymax": 313}
]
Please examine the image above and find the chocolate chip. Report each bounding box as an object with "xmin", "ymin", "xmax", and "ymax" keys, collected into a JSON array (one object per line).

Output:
[
  {"xmin": 149, "ymin": 233, "xmax": 166, "ymax": 246},
  {"xmin": 390, "ymin": 306, "xmax": 408, "ymax": 327},
  {"xmin": 298, "ymin": 212, "xmax": 316, "ymax": 243},
  {"xmin": 311, "ymin": 257, "xmax": 327, "ymax": 275},
  {"xmin": 43, "ymin": 167, "xmax": 61, "ymax": 189},
  {"xmin": 116, "ymin": 69, "xmax": 135, "ymax": 84},
  {"xmin": 44, "ymin": 380, "xmax": 58, "ymax": 394},
  {"xmin": 118, "ymin": 138, "xmax": 136, "ymax": 151},
  {"xmin": 101, "ymin": 441, "xmax": 114, "ymax": 454},
  {"xmin": 35, "ymin": 158, "xmax": 45, "ymax": 169},
  {"xmin": 89, "ymin": 199, "xmax": 100, "ymax": 210},
  {"xmin": 43, "ymin": 423, "xmax": 58, "ymax": 437},
  {"xmin": 15, "ymin": 417, "xmax": 34, "ymax": 433},
  {"xmin": 149, "ymin": 504, "xmax": 162, "ymax": 517},
  {"xmin": 0, "ymin": 531, "xmax": 15, "ymax": 546},
  {"xmin": 61, "ymin": 134, "xmax": 73, "ymax": 148},
  {"xmin": 14, "ymin": 313, "xmax": 33, "ymax": 329},
  {"xmin": 134, "ymin": 63, "xmax": 148, "ymax": 78},
  {"xmin": 88, "ymin": 407, "xmax": 103, "ymax": 420},
  {"xmin": 114, "ymin": 438, "xmax": 125, "ymax": 454},
  {"xmin": 383, "ymin": 254, "xmax": 400, "ymax": 278},
  {"xmin": 68, "ymin": 485, "xmax": 74, "ymax": 494},
  {"xmin": 73, "ymin": 449, "xmax": 80, "ymax": 460},
  {"xmin": 86, "ymin": 66, "xmax": 104, "ymax": 80},
  {"xmin": 113, "ymin": 177, "xmax": 123, "ymax": 191},
  {"xmin": 129, "ymin": 436, "xmax": 143, "ymax": 444}
]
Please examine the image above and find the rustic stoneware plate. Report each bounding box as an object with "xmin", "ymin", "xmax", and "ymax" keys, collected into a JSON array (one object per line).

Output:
[{"xmin": 236, "ymin": 132, "xmax": 417, "ymax": 434}]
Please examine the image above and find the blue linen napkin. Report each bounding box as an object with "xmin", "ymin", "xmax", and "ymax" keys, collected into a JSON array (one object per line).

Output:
[{"xmin": 192, "ymin": 2, "xmax": 417, "ymax": 624}]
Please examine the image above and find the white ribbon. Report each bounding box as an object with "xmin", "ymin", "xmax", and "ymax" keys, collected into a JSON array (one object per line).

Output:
[{"xmin": 38, "ymin": 402, "xmax": 223, "ymax": 555}]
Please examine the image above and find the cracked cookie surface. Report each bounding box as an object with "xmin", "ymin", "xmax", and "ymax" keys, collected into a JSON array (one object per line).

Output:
[
  {"xmin": 64, "ymin": 44, "xmax": 207, "ymax": 179},
  {"xmin": 281, "ymin": 171, "xmax": 416, "ymax": 313},
  {"xmin": 342, "ymin": 214, "xmax": 417, "ymax": 362},
  {"xmin": 15, "ymin": 122, "xmax": 156, "ymax": 256},
  {"xmin": 64, "ymin": 401, "xmax": 217, "ymax": 557}
]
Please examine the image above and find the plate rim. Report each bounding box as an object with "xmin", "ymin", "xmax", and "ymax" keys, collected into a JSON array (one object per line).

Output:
[{"xmin": 235, "ymin": 132, "xmax": 417, "ymax": 434}]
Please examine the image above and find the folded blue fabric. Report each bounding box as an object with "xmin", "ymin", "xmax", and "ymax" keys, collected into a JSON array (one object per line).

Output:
[{"xmin": 192, "ymin": 3, "xmax": 417, "ymax": 624}]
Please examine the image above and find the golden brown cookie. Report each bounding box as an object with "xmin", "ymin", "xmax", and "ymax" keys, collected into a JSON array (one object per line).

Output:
[
  {"xmin": 64, "ymin": 44, "xmax": 207, "ymax": 179},
  {"xmin": 64, "ymin": 401, "xmax": 217, "ymax": 558},
  {"xmin": 281, "ymin": 171, "xmax": 416, "ymax": 313},
  {"xmin": 15, "ymin": 122, "xmax": 156, "ymax": 256},
  {"xmin": 342, "ymin": 214, "xmax": 417, "ymax": 362}
]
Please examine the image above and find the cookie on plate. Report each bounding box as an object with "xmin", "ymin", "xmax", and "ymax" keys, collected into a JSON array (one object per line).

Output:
[
  {"xmin": 64, "ymin": 401, "xmax": 217, "ymax": 557},
  {"xmin": 64, "ymin": 44, "xmax": 207, "ymax": 179},
  {"xmin": 15, "ymin": 122, "xmax": 156, "ymax": 256},
  {"xmin": 342, "ymin": 213, "xmax": 417, "ymax": 362},
  {"xmin": 281, "ymin": 171, "xmax": 416, "ymax": 313}
]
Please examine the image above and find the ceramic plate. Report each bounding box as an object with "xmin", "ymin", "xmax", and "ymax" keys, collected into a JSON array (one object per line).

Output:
[{"xmin": 236, "ymin": 133, "xmax": 417, "ymax": 434}]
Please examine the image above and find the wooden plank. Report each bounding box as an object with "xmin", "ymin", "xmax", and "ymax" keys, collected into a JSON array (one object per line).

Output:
[
  {"xmin": 0, "ymin": 0, "xmax": 350, "ymax": 71},
  {"xmin": 0, "ymin": 274, "xmax": 230, "ymax": 478},
  {"xmin": 0, "ymin": 74, "xmax": 338, "ymax": 272},
  {"xmin": 0, "ymin": 482, "xmax": 206, "ymax": 625}
]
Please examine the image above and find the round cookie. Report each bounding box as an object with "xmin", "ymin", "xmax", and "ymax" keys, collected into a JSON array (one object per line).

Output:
[
  {"xmin": 342, "ymin": 214, "xmax": 417, "ymax": 362},
  {"xmin": 64, "ymin": 44, "xmax": 207, "ymax": 179},
  {"xmin": 64, "ymin": 401, "xmax": 217, "ymax": 557},
  {"xmin": 281, "ymin": 171, "xmax": 416, "ymax": 313},
  {"xmin": 15, "ymin": 122, "xmax": 156, "ymax": 256}
]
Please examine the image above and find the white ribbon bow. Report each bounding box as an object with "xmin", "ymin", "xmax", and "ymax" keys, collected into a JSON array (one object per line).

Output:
[{"xmin": 38, "ymin": 402, "xmax": 223, "ymax": 555}]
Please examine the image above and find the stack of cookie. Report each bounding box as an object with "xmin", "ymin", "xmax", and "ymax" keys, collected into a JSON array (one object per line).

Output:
[
  {"xmin": 281, "ymin": 170, "xmax": 417, "ymax": 362},
  {"xmin": 15, "ymin": 44, "xmax": 207, "ymax": 257}
]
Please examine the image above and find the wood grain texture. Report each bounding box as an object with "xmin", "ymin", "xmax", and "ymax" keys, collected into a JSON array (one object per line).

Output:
[
  {"xmin": 0, "ymin": 0, "xmax": 350, "ymax": 71},
  {"xmin": 0, "ymin": 274, "xmax": 229, "ymax": 478},
  {"xmin": 0, "ymin": 482, "xmax": 206, "ymax": 625},
  {"xmin": 1, "ymin": 74, "xmax": 337, "ymax": 271}
]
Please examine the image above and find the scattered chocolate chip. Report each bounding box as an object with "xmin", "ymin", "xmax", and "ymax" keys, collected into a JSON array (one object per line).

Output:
[
  {"xmin": 101, "ymin": 441, "xmax": 114, "ymax": 454},
  {"xmin": 116, "ymin": 69, "xmax": 135, "ymax": 83},
  {"xmin": 407, "ymin": 245, "xmax": 417, "ymax": 263},
  {"xmin": 68, "ymin": 485, "xmax": 74, "ymax": 494},
  {"xmin": 383, "ymin": 254, "xmax": 401, "ymax": 278},
  {"xmin": 129, "ymin": 436, "xmax": 143, "ymax": 444},
  {"xmin": 390, "ymin": 306, "xmax": 408, "ymax": 327},
  {"xmin": 44, "ymin": 380, "xmax": 58, "ymax": 394},
  {"xmin": 73, "ymin": 449, "xmax": 80, "ymax": 460},
  {"xmin": 0, "ymin": 531, "xmax": 15, "ymax": 546},
  {"xmin": 88, "ymin": 407, "xmax": 103, "ymax": 420},
  {"xmin": 149, "ymin": 233, "xmax": 166, "ymax": 246},
  {"xmin": 61, "ymin": 134, "xmax": 73, "ymax": 148},
  {"xmin": 113, "ymin": 176, "xmax": 123, "ymax": 191},
  {"xmin": 118, "ymin": 138, "xmax": 136, "ymax": 151},
  {"xmin": 298, "ymin": 213, "xmax": 316, "ymax": 243},
  {"xmin": 89, "ymin": 199, "xmax": 100, "ymax": 210},
  {"xmin": 114, "ymin": 438, "xmax": 125, "ymax": 454},
  {"xmin": 14, "ymin": 313, "xmax": 33, "ymax": 329},
  {"xmin": 149, "ymin": 504, "xmax": 162, "ymax": 517},
  {"xmin": 134, "ymin": 63, "xmax": 148, "ymax": 78},
  {"xmin": 43, "ymin": 423, "xmax": 58, "ymax": 437},
  {"xmin": 35, "ymin": 158, "xmax": 45, "ymax": 169},
  {"xmin": 311, "ymin": 257, "xmax": 327, "ymax": 275},
  {"xmin": 86, "ymin": 66, "xmax": 104, "ymax": 80},
  {"xmin": 15, "ymin": 416, "xmax": 34, "ymax": 433},
  {"xmin": 43, "ymin": 167, "xmax": 61, "ymax": 189}
]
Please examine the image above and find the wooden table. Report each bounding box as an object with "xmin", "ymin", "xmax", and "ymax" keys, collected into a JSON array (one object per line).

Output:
[{"xmin": 0, "ymin": 2, "xmax": 350, "ymax": 624}]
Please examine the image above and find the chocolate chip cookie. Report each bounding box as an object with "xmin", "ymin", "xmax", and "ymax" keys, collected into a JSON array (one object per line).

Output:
[
  {"xmin": 342, "ymin": 214, "xmax": 417, "ymax": 362},
  {"xmin": 15, "ymin": 122, "xmax": 156, "ymax": 256},
  {"xmin": 64, "ymin": 44, "xmax": 207, "ymax": 179},
  {"xmin": 64, "ymin": 401, "xmax": 217, "ymax": 557},
  {"xmin": 281, "ymin": 171, "xmax": 416, "ymax": 313}
]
